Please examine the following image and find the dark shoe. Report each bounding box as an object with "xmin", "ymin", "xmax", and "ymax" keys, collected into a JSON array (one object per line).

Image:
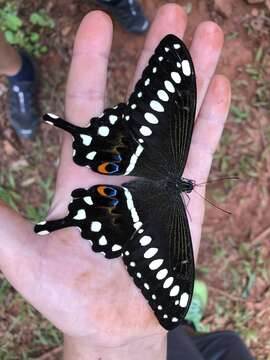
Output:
[
  {"xmin": 8, "ymin": 53, "xmax": 39, "ymax": 140},
  {"xmin": 96, "ymin": 0, "xmax": 149, "ymax": 34}
]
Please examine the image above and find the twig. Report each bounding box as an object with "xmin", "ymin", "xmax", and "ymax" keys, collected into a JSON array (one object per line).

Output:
[
  {"xmin": 35, "ymin": 346, "xmax": 63, "ymax": 360},
  {"xmin": 252, "ymin": 226, "xmax": 270, "ymax": 246},
  {"xmin": 208, "ymin": 285, "xmax": 245, "ymax": 303}
]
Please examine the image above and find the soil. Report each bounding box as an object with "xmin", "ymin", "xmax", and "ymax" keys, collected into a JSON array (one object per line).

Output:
[{"xmin": 0, "ymin": 0, "xmax": 269, "ymax": 359}]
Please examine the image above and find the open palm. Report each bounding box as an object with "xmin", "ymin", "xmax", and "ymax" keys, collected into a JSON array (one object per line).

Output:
[{"xmin": 0, "ymin": 4, "xmax": 230, "ymax": 348}]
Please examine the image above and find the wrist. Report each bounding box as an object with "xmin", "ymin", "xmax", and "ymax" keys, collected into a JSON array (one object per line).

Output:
[{"xmin": 64, "ymin": 333, "xmax": 167, "ymax": 360}]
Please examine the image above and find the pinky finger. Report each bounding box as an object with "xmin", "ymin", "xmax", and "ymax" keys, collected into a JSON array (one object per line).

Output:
[{"xmin": 184, "ymin": 74, "xmax": 231, "ymax": 183}]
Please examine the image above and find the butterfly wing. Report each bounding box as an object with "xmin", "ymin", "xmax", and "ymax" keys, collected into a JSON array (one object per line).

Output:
[
  {"xmin": 35, "ymin": 185, "xmax": 138, "ymax": 259},
  {"xmin": 43, "ymin": 34, "xmax": 196, "ymax": 179},
  {"xmin": 122, "ymin": 179, "xmax": 194, "ymax": 330},
  {"xmin": 124, "ymin": 34, "xmax": 196, "ymax": 178}
]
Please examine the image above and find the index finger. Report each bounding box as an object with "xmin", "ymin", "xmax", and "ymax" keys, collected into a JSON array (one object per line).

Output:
[
  {"xmin": 65, "ymin": 11, "xmax": 113, "ymax": 125},
  {"xmin": 49, "ymin": 11, "xmax": 113, "ymax": 217}
]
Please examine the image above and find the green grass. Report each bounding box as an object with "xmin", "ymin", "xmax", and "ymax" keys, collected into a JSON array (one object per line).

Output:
[
  {"xmin": 0, "ymin": 173, "xmax": 21, "ymax": 211},
  {"xmin": 0, "ymin": 1, "xmax": 54, "ymax": 57}
]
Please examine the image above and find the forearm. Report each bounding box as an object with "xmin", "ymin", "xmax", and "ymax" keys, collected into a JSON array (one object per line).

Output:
[{"xmin": 64, "ymin": 333, "xmax": 167, "ymax": 360}]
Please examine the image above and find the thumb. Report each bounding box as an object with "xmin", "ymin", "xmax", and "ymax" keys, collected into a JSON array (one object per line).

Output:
[{"xmin": 0, "ymin": 201, "xmax": 40, "ymax": 298}]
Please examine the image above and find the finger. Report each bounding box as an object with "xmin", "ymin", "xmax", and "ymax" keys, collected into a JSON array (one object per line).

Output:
[
  {"xmin": 0, "ymin": 202, "xmax": 38, "ymax": 298},
  {"xmin": 189, "ymin": 21, "xmax": 224, "ymax": 118},
  {"xmin": 185, "ymin": 74, "xmax": 231, "ymax": 182},
  {"xmin": 184, "ymin": 75, "xmax": 231, "ymax": 260},
  {"xmin": 127, "ymin": 4, "xmax": 187, "ymax": 96},
  {"xmin": 65, "ymin": 10, "xmax": 113, "ymax": 125},
  {"xmin": 49, "ymin": 12, "xmax": 113, "ymax": 217}
]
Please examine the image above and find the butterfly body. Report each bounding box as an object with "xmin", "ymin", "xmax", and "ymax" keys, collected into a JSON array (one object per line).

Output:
[{"xmin": 35, "ymin": 34, "xmax": 197, "ymax": 330}]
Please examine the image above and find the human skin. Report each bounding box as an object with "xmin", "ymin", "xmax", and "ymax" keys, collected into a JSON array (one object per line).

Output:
[
  {"xmin": 0, "ymin": 31, "xmax": 22, "ymax": 76},
  {"xmin": 0, "ymin": 4, "xmax": 231, "ymax": 360}
]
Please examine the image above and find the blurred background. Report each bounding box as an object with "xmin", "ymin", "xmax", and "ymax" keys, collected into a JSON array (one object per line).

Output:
[{"xmin": 0, "ymin": 0, "xmax": 269, "ymax": 358}]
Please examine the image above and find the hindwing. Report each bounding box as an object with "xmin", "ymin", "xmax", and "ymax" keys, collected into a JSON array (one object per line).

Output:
[{"xmin": 43, "ymin": 34, "xmax": 196, "ymax": 179}]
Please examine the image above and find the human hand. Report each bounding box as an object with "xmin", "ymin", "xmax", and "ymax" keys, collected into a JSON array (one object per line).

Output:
[{"xmin": 0, "ymin": 4, "xmax": 230, "ymax": 359}]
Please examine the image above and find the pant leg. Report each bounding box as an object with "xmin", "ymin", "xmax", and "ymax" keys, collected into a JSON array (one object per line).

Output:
[
  {"xmin": 192, "ymin": 330, "xmax": 255, "ymax": 360},
  {"xmin": 167, "ymin": 326, "xmax": 204, "ymax": 360}
]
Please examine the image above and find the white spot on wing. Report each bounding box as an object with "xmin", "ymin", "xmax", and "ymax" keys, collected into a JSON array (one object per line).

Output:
[
  {"xmin": 98, "ymin": 235, "xmax": 107, "ymax": 245},
  {"xmin": 73, "ymin": 209, "xmax": 86, "ymax": 220},
  {"xmin": 171, "ymin": 72, "xmax": 181, "ymax": 84},
  {"xmin": 182, "ymin": 60, "xmax": 191, "ymax": 76},
  {"xmin": 180, "ymin": 292, "xmax": 189, "ymax": 307},
  {"xmin": 144, "ymin": 112, "xmax": 159, "ymax": 124},
  {"xmin": 144, "ymin": 247, "xmax": 158, "ymax": 258},
  {"xmin": 144, "ymin": 78, "xmax": 150, "ymax": 86},
  {"xmin": 45, "ymin": 120, "xmax": 54, "ymax": 125},
  {"xmin": 164, "ymin": 80, "xmax": 175, "ymax": 93},
  {"xmin": 139, "ymin": 125, "xmax": 152, "ymax": 136},
  {"xmin": 112, "ymin": 244, "xmax": 122, "ymax": 252},
  {"xmin": 84, "ymin": 196, "xmax": 93, "ymax": 205},
  {"xmin": 163, "ymin": 277, "xmax": 174, "ymax": 289},
  {"xmin": 173, "ymin": 43, "xmax": 181, "ymax": 49},
  {"xmin": 134, "ymin": 221, "xmax": 142, "ymax": 230},
  {"xmin": 149, "ymin": 259, "xmax": 163, "ymax": 270},
  {"xmin": 91, "ymin": 221, "xmax": 102, "ymax": 232},
  {"xmin": 157, "ymin": 90, "xmax": 169, "ymax": 102},
  {"xmin": 156, "ymin": 269, "xmax": 168, "ymax": 280},
  {"xmin": 38, "ymin": 230, "xmax": 49, "ymax": 235},
  {"xmin": 150, "ymin": 101, "xmax": 164, "ymax": 112},
  {"xmin": 86, "ymin": 151, "xmax": 96, "ymax": 160},
  {"xmin": 140, "ymin": 235, "xmax": 152, "ymax": 246},
  {"xmin": 47, "ymin": 113, "xmax": 59, "ymax": 119},
  {"xmin": 98, "ymin": 126, "xmax": 110, "ymax": 137},
  {"xmin": 124, "ymin": 143, "xmax": 143, "ymax": 175},
  {"xmin": 80, "ymin": 134, "xmax": 92, "ymax": 146},
  {"xmin": 170, "ymin": 285, "xmax": 180, "ymax": 297},
  {"xmin": 135, "ymin": 144, "xmax": 143, "ymax": 157},
  {"xmin": 109, "ymin": 115, "xmax": 118, "ymax": 124}
]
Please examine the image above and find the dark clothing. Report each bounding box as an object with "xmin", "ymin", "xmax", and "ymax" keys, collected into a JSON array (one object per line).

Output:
[{"xmin": 167, "ymin": 326, "xmax": 255, "ymax": 360}]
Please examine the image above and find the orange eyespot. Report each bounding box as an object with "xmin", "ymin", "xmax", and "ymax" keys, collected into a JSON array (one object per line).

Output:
[
  {"xmin": 97, "ymin": 186, "xmax": 108, "ymax": 197},
  {"xmin": 98, "ymin": 162, "xmax": 110, "ymax": 174}
]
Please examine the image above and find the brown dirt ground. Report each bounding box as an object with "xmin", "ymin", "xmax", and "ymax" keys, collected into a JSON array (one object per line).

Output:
[{"xmin": 0, "ymin": 0, "xmax": 270, "ymax": 359}]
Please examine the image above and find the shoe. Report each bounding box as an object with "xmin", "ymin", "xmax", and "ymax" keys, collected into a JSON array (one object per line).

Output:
[
  {"xmin": 8, "ymin": 52, "xmax": 39, "ymax": 140},
  {"xmin": 185, "ymin": 280, "xmax": 209, "ymax": 332},
  {"xmin": 96, "ymin": 0, "xmax": 149, "ymax": 34}
]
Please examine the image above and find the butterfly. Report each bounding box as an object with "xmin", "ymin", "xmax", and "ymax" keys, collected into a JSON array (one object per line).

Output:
[{"xmin": 35, "ymin": 34, "xmax": 196, "ymax": 331}]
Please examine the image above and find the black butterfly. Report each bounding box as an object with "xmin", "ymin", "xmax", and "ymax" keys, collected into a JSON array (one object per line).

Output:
[{"xmin": 35, "ymin": 34, "xmax": 196, "ymax": 331}]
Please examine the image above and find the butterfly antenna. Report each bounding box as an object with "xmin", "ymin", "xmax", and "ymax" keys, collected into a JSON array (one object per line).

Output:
[
  {"xmin": 192, "ymin": 188, "xmax": 232, "ymax": 215},
  {"xmin": 195, "ymin": 176, "xmax": 239, "ymax": 187}
]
